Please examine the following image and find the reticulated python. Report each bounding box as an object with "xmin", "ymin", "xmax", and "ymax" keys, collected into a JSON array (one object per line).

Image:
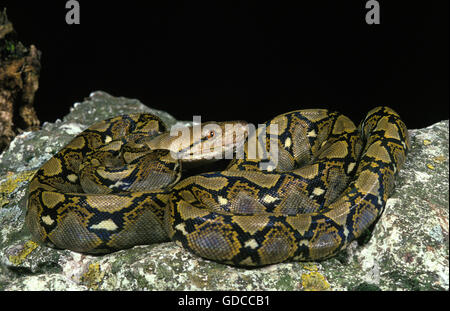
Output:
[{"xmin": 26, "ymin": 107, "xmax": 409, "ymax": 267}]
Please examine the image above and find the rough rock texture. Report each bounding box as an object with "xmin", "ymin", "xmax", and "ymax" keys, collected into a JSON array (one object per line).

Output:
[
  {"xmin": 0, "ymin": 9, "xmax": 41, "ymax": 152},
  {"xmin": 0, "ymin": 91, "xmax": 448, "ymax": 291}
]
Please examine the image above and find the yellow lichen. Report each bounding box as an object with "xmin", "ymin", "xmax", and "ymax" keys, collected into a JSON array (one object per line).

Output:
[
  {"xmin": 301, "ymin": 271, "xmax": 330, "ymax": 291},
  {"xmin": 9, "ymin": 240, "xmax": 39, "ymax": 265},
  {"xmin": 0, "ymin": 170, "xmax": 36, "ymax": 208},
  {"xmin": 302, "ymin": 263, "xmax": 319, "ymax": 272},
  {"xmin": 81, "ymin": 262, "xmax": 105, "ymax": 290},
  {"xmin": 426, "ymin": 164, "xmax": 435, "ymax": 170},
  {"xmin": 423, "ymin": 139, "xmax": 432, "ymax": 145}
]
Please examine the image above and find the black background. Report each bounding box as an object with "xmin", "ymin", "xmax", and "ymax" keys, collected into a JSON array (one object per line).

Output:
[{"xmin": 3, "ymin": 0, "xmax": 449, "ymax": 129}]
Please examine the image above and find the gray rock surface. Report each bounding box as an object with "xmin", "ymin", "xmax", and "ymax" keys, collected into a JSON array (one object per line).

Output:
[{"xmin": 0, "ymin": 91, "xmax": 448, "ymax": 290}]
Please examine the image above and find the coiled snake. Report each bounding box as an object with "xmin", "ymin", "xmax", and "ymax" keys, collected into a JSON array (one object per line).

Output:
[{"xmin": 26, "ymin": 107, "xmax": 409, "ymax": 267}]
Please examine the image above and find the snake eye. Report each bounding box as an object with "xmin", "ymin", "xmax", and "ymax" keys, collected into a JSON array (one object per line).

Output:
[{"xmin": 207, "ymin": 131, "xmax": 215, "ymax": 139}]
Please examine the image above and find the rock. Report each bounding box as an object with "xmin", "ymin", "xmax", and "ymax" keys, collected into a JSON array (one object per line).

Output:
[{"xmin": 0, "ymin": 91, "xmax": 448, "ymax": 290}]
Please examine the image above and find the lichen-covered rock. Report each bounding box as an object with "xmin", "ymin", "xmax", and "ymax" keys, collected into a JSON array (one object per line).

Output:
[{"xmin": 0, "ymin": 92, "xmax": 448, "ymax": 290}]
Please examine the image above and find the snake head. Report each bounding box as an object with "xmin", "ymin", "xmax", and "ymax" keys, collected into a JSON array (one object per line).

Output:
[{"xmin": 168, "ymin": 120, "xmax": 249, "ymax": 162}]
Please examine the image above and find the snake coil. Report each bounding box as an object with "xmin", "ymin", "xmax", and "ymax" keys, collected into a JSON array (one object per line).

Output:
[{"xmin": 26, "ymin": 106, "xmax": 409, "ymax": 266}]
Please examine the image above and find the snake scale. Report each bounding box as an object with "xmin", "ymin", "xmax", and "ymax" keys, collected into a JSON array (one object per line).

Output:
[{"xmin": 26, "ymin": 106, "xmax": 409, "ymax": 267}]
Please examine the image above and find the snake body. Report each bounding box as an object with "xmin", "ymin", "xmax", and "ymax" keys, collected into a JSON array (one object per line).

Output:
[{"xmin": 26, "ymin": 107, "xmax": 409, "ymax": 266}]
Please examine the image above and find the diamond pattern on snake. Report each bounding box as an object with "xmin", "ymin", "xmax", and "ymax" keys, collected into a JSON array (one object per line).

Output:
[{"xmin": 26, "ymin": 107, "xmax": 409, "ymax": 266}]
